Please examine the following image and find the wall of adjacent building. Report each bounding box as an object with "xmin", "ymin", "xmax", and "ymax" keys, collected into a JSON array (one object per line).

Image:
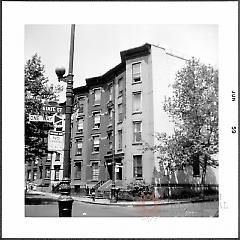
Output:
[{"xmin": 151, "ymin": 45, "xmax": 218, "ymax": 185}]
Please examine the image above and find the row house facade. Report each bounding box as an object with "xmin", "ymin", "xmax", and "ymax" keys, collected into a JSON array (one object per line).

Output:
[{"xmin": 70, "ymin": 43, "xmax": 218, "ymax": 192}]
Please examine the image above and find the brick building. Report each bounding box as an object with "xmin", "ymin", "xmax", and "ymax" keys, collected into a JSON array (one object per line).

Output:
[
  {"xmin": 70, "ymin": 43, "xmax": 218, "ymax": 192},
  {"xmin": 26, "ymin": 43, "xmax": 218, "ymax": 192}
]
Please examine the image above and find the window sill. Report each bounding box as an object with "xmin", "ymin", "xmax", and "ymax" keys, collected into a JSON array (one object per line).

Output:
[
  {"xmin": 118, "ymin": 93, "xmax": 123, "ymax": 98},
  {"xmin": 91, "ymin": 152, "xmax": 100, "ymax": 155},
  {"xmin": 132, "ymin": 142, "xmax": 142, "ymax": 145},
  {"xmin": 134, "ymin": 177, "xmax": 143, "ymax": 180},
  {"xmin": 75, "ymin": 154, "xmax": 82, "ymax": 156},
  {"xmin": 74, "ymin": 178, "xmax": 81, "ymax": 180},
  {"xmin": 132, "ymin": 81, "xmax": 142, "ymax": 85},
  {"xmin": 76, "ymin": 130, "xmax": 83, "ymax": 134},
  {"xmin": 117, "ymin": 121, "xmax": 123, "ymax": 125},
  {"xmin": 132, "ymin": 111, "xmax": 142, "ymax": 115},
  {"xmin": 93, "ymin": 104, "xmax": 101, "ymax": 107},
  {"xmin": 117, "ymin": 149, "xmax": 122, "ymax": 152},
  {"xmin": 92, "ymin": 127, "xmax": 100, "ymax": 130}
]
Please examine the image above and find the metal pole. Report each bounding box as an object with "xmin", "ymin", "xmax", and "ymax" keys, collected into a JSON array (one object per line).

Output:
[
  {"xmin": 58, "ymin": 24, "xmax": 75, "ymax": 217},
  {"xmin": 110, "ymin": 78, "xmax": 116, "ymax": 203}
]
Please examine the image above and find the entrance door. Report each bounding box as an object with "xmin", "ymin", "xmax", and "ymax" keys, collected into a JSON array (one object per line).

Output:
[
  {"xmin": 107, "ymin": 164, "xmax": 113, "ymax": 180},
  {"xmin": 116, "ymin": 166, "xmax": 122, "ymax": 180}
]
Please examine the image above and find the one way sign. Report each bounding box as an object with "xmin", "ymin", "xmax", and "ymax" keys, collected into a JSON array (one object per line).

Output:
[{"xmin": 53, "ymin": 114, "xmax": 63, "ymax": 126}]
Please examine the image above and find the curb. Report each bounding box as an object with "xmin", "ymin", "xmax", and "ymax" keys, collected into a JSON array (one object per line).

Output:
[
  {"xmin": 28, "ymin": 191, "xmax": 218, "ymax": 207},
  {"xmin": 77, "ymin": 197, "xmax": 218, "ymax": 207}
]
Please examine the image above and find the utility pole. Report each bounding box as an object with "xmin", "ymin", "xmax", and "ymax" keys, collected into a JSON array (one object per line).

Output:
[{"xmin": 55, "ymin": 24, "xmax": 75, "ymax": 217}]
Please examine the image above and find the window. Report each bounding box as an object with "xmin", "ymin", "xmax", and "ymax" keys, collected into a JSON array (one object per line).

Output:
[
  {"xmin": 54, "ymin": 166, "xmax": 60, "ymax": 180},
  {"xmin": 118, "ymin": 104, "xmax": 123, "ymax": 123},
  {"xmin": 45, "ymin": 166, "xmax": 50, "ymax": 179},
  {"xmin": 109, "ymin": 84, "xmax": 113, "ymax": 101},
  {"xmin": 74, "ymin": 162, "xmax": 82, "ymax": 179},
  {"xmin": 118, "ymin": 130, "xmax": 122, "ymax": 150},
  {"xmin": 133, "ymin": 155, "xmax": 143, "ymax": 178},
  {"xmin": 93, "ymin": 112, "xmax": 100, "ymax": 129},
  {"xmin": 109, "ymin": 142, "xmax": 113, "ymax": 150},
  {"xmin": 107, "ymin": 131, "xmax": 112, "ymax": 150},
  {"xmin": 92, "ymin": 162, "xmax": 99, "ymax": 181},
  {"xmin": 79, "ymin": 102, "xmax": 84, "ymax": 113},
  {"xmin": 92, "ymin": 135, "xmax": 100, "ymax": 152},
  {"xmin": 33, "ymin": 170, "xmax": 37, "ymax": 180},
  {"xmin": 132, "ymin": 62, "xmax": 141, "ymax": 82},
  {"xmin": 118, "ymin": 78, "xmax": 123, "ymax": 96},
  {"xmin": 55, "ymin": 153, "xmax": 60, "ymax": 161},
  {"xmin": 39, "ymin": 166, "xmax": 43, "ymax": 179},
  {"xmin": 47, "ymin": 153, "xmax": 52, "ymax": 161},
  {"xmin": 132, "ymin": 92, "xmax": 142, "ymax": 112},
  {"xmin": 108, "ymin": 108, "xmax": 113, "ymax": 120},
  {"xmin": 76, "ymin": 140, "xmax": 83, "ymax": 155},
  {"xmin": 94, "ymin": 89, "xmax": 101, "ymax": 105},
  {"xmin": 27, "ymin": 170, "xmax": 31, "ymax": 181},
  {"xmin": 77, "ymin": 118, "xmax": 84, "ymax": 132},
  {"xmin": 133, "ymin": 121, "xmax": 142, "ymax": 143}
]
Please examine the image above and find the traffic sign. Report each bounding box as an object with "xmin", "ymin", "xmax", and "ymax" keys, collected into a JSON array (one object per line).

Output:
[
  {"xmin": 42, "ymin": 105, "xmax": 63, "ymax": 114},
  {"xmin": 48, "ymin": 130, "xmax": 64, "ymax": 151},
  {"xmin": 54, "ymin": 114, "xmax": 62, "ymax": 124},
  {"xmin": 29, "ymin": 114, "xmax": 53, "ymax": 123}
]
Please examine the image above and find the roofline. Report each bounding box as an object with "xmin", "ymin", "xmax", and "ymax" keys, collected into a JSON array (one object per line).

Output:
[
  {"xmin": 120, "ymin": 43, "xmax": 151, "ymax": 61},
  {"xmin": 86, "ymin": 62, "xmax": 125, "ymax": 86},
  {"xmin": 73, "ymin": 85, "xmax": 89, "ymax": 95}
]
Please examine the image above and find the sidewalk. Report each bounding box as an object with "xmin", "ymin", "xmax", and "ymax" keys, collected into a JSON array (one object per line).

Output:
[{"xmin": 27, "ymin": 190, "xmax": 218, "ymax": 207}]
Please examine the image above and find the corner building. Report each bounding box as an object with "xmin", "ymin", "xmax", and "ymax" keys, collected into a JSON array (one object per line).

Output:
[{"xmin": 70, "ymin": 43, "xmax": 218, "ymax": 191}]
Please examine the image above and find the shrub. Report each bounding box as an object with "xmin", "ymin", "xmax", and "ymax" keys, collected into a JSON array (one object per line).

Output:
[{"xmin": 118, "ymin": 180, "xmax": 155, "ymax": 201}]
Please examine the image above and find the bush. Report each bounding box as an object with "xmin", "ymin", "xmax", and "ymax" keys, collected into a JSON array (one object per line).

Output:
[{"xmin": 118, "ymin": 180, "xmax": 155, "ymax": 201}]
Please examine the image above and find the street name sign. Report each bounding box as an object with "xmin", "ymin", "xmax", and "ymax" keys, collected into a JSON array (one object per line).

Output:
[
  {"xmin": 48, "ymin": 131, "xmax": 64, "ymax": 151},
  {"xmin": 29, "ymin": 114, "xmax": 53, "ymax": 123},
  {"xmin": 42, "ymin": 105, "xmax": 63, "ymax": 114}
]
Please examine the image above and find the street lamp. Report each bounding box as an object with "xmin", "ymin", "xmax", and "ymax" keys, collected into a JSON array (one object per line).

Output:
[
  {"xmin": 55, "ymin": 24, "xmax": 75, "ymax": 217},
  {"xmin": 110, "ymin": 83, "xmax": 117, "ymax": 203}
]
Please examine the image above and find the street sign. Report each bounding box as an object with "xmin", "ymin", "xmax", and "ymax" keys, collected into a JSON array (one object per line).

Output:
[
  {"xmin": 42, "ymin": 105, "xmax": 63, "ymax": 114},
  {"xmin": 54, "ymin": 114, "xmax": 62, "ymax": 124},
  {"xmin": 29, "ymin": 114, "xmax": 53, "ymax": 123},
  {"xmin": 48, "ymin": 131, "xmax": 64, "ymax": 151}
]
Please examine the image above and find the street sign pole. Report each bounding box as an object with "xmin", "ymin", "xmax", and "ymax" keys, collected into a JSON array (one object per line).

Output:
[{"xmin": 55, "ymin": 24, "xmax": 75, "ymax": 217}]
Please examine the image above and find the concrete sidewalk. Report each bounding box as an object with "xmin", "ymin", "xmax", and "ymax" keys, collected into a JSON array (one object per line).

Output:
[{"xmin": 27, "ymin": 190, "xmax": 218, "ymax": 207}]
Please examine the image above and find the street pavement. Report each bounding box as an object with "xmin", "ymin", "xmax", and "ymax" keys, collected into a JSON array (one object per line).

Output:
[{"xmin": 25, "ymin": 191, "xmax": 219, "ymax": 217}]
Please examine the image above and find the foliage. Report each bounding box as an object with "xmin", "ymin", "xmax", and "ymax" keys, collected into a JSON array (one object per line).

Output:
[
  {"xmin": 118, "ymin": 180, "xmax": 154, "ymax": 201},
  {"xmin": 25, "ymin": 53, "xmax": 63, "ymax": 163},
  {"xmin": 144, "ymin": 58, "xmax": 218, "ymax": 185}
]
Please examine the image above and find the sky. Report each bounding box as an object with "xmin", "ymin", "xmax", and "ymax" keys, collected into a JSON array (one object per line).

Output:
[{"xmin": 25, "ymin": 24, "xmax": 218, "ymax": 101}]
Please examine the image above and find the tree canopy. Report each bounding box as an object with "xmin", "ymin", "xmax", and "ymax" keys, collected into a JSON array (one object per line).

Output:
[
  {"xmin": 25, "ymin": 53, "xmax": 62, "ymax": 162},
  {"xmin": 146, "ymin": 58, "xmax": 219, "ymax": 184}
]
